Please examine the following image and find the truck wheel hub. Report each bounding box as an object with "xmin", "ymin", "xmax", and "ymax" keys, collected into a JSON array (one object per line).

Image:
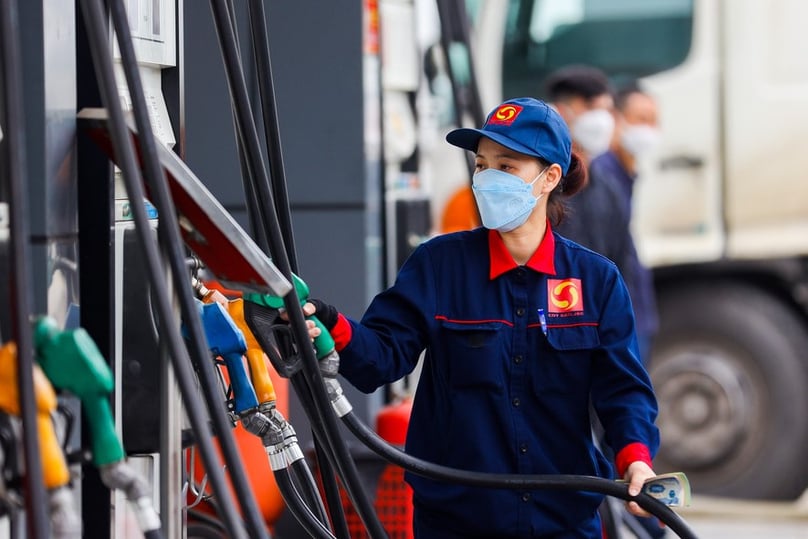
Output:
[{"xmin": 652, "ymin": 349, "xmax": 751, "ymax": 469}]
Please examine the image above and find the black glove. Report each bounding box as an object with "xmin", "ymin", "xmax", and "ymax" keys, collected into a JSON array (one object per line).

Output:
[{"xmin": 307, "ymin": 298, "xmax": 339, "ymax": 331}]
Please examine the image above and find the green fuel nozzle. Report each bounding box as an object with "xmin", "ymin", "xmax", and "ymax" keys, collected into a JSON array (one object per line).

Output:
[
  {"xmin": 33, "ymin": 316, "xmax": 124, "ymax": 467},
  {"xmin": 244, "ymin": 273, "xmax": 335, "ymax": 360},
  {"xmin": 244, "ymin": 273, "xmax": 350, "ymax": 416}
]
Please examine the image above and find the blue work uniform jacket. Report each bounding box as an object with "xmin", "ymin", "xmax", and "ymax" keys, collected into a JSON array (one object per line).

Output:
[{"xmin": 338, "ymin": 226, "xmax": 660, "ymax": 538}]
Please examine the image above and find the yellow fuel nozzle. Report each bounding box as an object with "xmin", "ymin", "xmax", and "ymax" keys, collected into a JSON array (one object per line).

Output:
[
  {"xmin": 224, "ymin": 298, "xmax": 277, "ymax": 406},
  {"xmin": 0, "ymin": 342, "xmax": 70, "ymax": 489}
]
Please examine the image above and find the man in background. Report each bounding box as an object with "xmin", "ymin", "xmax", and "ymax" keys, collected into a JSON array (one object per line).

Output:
[
  {"xmin": 557, "ymin": 81, "xmax": 660, "ymax": 366},
  {"xmin": 557, "ymin": 80, "xmax": 665, "ymax": 538},
  {"xmin": 545, "ymin": 65, "xmax": 615, "ymax": 164}
]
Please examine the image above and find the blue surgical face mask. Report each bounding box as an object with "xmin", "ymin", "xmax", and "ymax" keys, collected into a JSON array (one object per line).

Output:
[{"xmin": 472, "ymin": 167, "xmax": 549, "ymax": 232}]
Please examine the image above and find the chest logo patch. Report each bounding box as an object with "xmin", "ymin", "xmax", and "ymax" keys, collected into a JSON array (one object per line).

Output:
[{"xmin": 548, "ymin": 278, "xmax": 584, "ymax": 314}]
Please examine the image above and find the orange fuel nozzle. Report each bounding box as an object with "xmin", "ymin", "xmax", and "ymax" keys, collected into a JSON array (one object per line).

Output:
[
  {"xmin": 0, "ymin": 342, "xmax": 71, "ymax": 489},
  {"xmin": 224, "ymin": 298, "xmax": 277, "ymax": 405}
]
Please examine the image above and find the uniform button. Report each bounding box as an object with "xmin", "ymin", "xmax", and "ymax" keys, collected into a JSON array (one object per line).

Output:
[
  {"xmin": 514, "ymin": 355, "xmax": 523, "ymax": 364},
  {"xmin": 522, "ymin": 493, "xmax": 531, "ymax": 502},
  {"xmin": 516, "ymin": 307, "xmax": 525, "ymax": 316},
  {"xmin": 520, "ymin": 444, "xmax": 528, "ymax": 454},
  {"xmin": 512, "ymin": 398, "xmax": 521, "ymax": 407}
]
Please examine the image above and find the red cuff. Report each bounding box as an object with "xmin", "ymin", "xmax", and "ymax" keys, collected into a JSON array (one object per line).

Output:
[
  {"xmin": 331, "ymin": 313, "xmax": 353, "ymax": 352},
  {"xmin": 615, "ymin": 442, "xmax": 652, "ymax": 478}
]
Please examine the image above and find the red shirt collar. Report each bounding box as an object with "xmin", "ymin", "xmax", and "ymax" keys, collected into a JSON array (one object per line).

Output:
[{"xmin": 488, "ymin": 222, "xmax": 557, "ymax": 280}]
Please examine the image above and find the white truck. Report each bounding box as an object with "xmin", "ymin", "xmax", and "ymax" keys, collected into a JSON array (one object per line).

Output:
[{"xmin": 393, "ymin": 0, "xmax": 808, "ymax": 501}]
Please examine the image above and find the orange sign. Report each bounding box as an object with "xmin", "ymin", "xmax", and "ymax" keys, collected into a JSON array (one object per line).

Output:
[{"xmin": 547, "ymin": 278, "xmax": 584, "ymax": 314}]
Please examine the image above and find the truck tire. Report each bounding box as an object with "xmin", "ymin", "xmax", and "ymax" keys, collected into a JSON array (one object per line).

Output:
[{"xmin": 649, "ymin": 283, "xmax": 808, "ymax": 500}]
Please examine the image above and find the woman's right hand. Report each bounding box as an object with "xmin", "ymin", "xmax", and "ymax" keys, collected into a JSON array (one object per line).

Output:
[
  {"xmin": 302, "ymin": 302, "xmax": 324, "ymax": 340},
  {"xmin": 278, "ymin": 299, "xmax": 338, "ymax": 341}
]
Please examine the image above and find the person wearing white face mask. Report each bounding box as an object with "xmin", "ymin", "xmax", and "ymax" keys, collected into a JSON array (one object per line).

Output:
[
  {"xmin": 557, "ymin": 83, "xmax": 666, "ymax": 538},
  {"xmin": 544, "ymin": 65, "xmax": 615, "ymax": 162},
  {"xmin": 559, "ymin": 82, "xmax": 661, "ymax": 365}
]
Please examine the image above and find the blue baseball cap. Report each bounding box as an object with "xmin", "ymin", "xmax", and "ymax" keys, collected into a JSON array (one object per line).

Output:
[{"xmin": 446, "ymin": 97, "xmax": 572, "ymax": 174}]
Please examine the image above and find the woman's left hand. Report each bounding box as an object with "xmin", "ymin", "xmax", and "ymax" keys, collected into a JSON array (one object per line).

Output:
[{"xmin": 623, "ymin": 461, "xmax": 656, "ymax": 517}]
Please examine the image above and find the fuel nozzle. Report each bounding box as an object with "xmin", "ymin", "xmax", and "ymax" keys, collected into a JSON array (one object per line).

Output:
[
  {"xmin": 33, "ymin": 317, "xmax": 123, "ymax": 467},
  {"xmin": 204, "ymin": 299, "xmax": 307, "ymax": 465},
  {"xmin": 0, "ymin": 341, "xmax": 81, "ymax": 538},
  {"xmin": 244, "ymin": 273, "xmax": 351, "ymax": 416},
  {"xmin": 244, "ymin": 273, "xmax": 336, "ymax": 360},
  {"xmin": 195, "ymin": 300, "xmax": 261, "ymax": 417},
  {"xmin": 32, "ymin": 317, "xmax": 161, "ymax": 537},
  {"xmin": 219, "ymin": 298, "xmax": 277, "ymax": 407},
  {"xmin": 194, "ymin": 302, "xmax": 289, "ymax": 458}
]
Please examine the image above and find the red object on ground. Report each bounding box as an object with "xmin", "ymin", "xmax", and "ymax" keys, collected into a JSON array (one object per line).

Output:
[{"xmin": 373, "ymin": 398, "xmax": 415, "ymax": 539}]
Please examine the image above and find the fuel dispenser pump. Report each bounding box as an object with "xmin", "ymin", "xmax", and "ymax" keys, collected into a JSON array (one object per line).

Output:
[{"xmin": 79, "ymin": 0, "xmax": 280, "ymax": 536}]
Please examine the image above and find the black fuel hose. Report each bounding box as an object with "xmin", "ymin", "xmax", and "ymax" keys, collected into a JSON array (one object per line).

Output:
[
  {"xmin": 311, "ymin": 434, "xmax": 352, "ymax": 539},
  {"xmin": 209, "ymin": 3, "xmax": 342, "ymax": 536},
  {"xmin": 222, "ymin": 0, "xmax": 271, "ymax": 256},
  {"xmin": 215, "ymin": 5, "xmax": 349, "ymax": 539},
  {"xmin": 78, "ymin": 1, "xmax": 252, "ymax": 537},
  {"xmin": 243, "ymin": 1, "xmax": 351, "ymax": 531},
  {"xmin": 274, "ymin": 467, "xmax": 337, "ymax": 539},
  {"xmin": 206, "ymin": 2, "xmax": 387, "ymax": 537},
  {"xmin": 342, "ymin": 411, "xmax": 698, "ymax": 539},
  {"xmin": 290, "ymin": 376, "xmax": 352, "ymax": 539},
  {"xmin": 290, "ymin": 456, "xmax": 332, "ymax": 529},
  {"xmin": 0, "ymin": 2, "xmax": 50, "ymax": 537},
  {"xmin": 245, "ymin": 0, "xmax": 297, "ymax": 271},
  {"xmin": 287, "ymin": 363, "xmax": 388, "ymax": 539},
  {"xmin": 235, "ymin": 4, "xmax": 345, "ymax": 532}
]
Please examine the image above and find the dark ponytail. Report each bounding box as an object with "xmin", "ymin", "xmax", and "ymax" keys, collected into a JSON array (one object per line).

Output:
[{"xmin": 548, "ymin": 151, "xmax": 588, "ymax": 226}]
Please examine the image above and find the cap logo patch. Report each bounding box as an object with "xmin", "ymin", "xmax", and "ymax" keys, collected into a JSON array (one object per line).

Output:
[
  {"xmin": 487, "ymin": 104, "xmax": 523, "ymax": 126},
  {"xmin": 547, "ymin": 278, "xmax": 584, "ymax": 314}
]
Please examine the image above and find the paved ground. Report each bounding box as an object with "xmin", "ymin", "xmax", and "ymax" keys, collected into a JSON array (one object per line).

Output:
[
  {"xmin": 665, "ymin": 494, "xmax": 808, "ymax": 539},
  {"xmin": 686, "ymin": 518, "xmax": 808, "ymax": 539}
]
